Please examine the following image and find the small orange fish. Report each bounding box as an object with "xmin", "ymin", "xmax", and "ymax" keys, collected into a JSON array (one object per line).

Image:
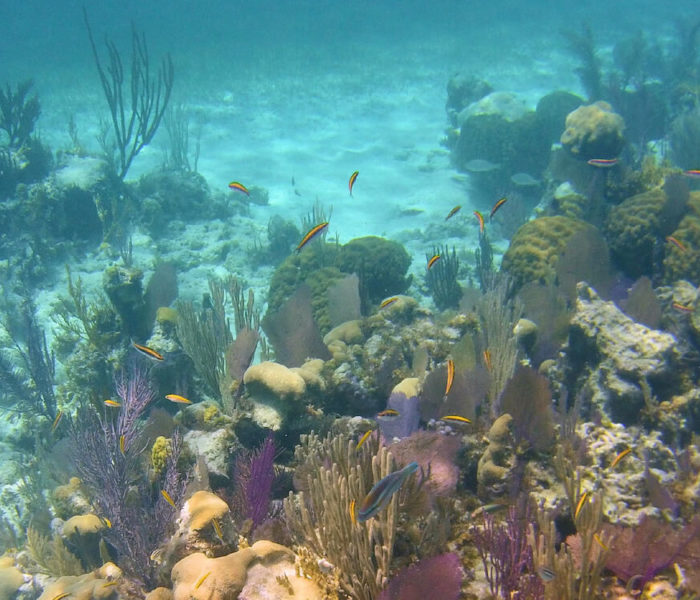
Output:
[
  {"xmin": 228, "ymin": 181, "xmax": 250, "ymax": 196},
  {"xmin": 349, "ymin": 499, "xmax": 357, "ymax": 525},
  {"xmin": 380, "ymin": 296, "xmax": 399, "ymax": 309},
  {"xmin": 446, "ymin": 205, "xmax": 461, "ymax": 220},
  {"xmin": 104, "ymin": 399, "xmax": 121, "ymax": 408},
  {"xmin": 194, "ymin": 571, "xmax": 211, "ymax": 590},
  {"xmin": 489, "ymin": 197, "xmax": 508, "ymax": 219},
  {"xmin": 102, "ymin": 517, "xmax": 112, "ymax": 528},
  {"xmin": 356, "ymin": 430, "xmax": 372, "ymax": 450},
  {"xmin": 574, "ymin": 491, "xmax": 589, "ymax": 520},
  {"xmin": 296, "ymin": 222, "xmax": 329, "ymax": 253},
  {"xmin": 682, "ymin": 169, "xmax": 700, "ymax": 178},
  {"xmin": 473, "ymin": 210, "xmax": 485, "ymax": 233},
  {"xmin": 51, "ymin": 593, "xmax": 71, "ymax": 600},
  {"xmin": 672, "ymin": 302, "xmax": 694, "ymax": 313},
  {"xmin": 610, "ymin": 447, "xmax": 632, "ymax": 469},
  {"xmin": 119, "ymin": 435, "xmax": 125, "ymax": 456},
  {"xmin": 441, "ymin": 415, "xmax": 471, "ymax": 424},
  {"xmin": 51, "ymin": 410, "xmax": 64, "ymax": 433},
  {"xmin": 102, "ymin": 581, "xmax": 118, "ymax": 589},
  {"xmin": 665, "ymin": 236, "xmax": 687, "ymax": 252},
  {"xmin": 349, "ymin": 170, "xmax": 359, "ymax": 196},
  {"xmin": 165, "ymin": 394, "xmax": 192, "ymax": 405},
  {"xmin": 587, "ymin": 158, "xmax": 619, "ymax": 167},
  {"xmin": 161, "ymin": 489, "xmax": 176, "ymax": 509},
  {"xmin": 593, "ymin": 533, "xmax": 609, "ymax": 551},
  {"xmin": 427, "ymin": 254, "xmax": 441, "ymax": 269},
  {"xmin": 132, "ymin": 342, "xmax": 164, "ymax": 361},
  {"xmin": 444, "ymin": 359, "xmax": 455, "ymax": 398},
  {"xmin": 483, "ymin": 349, "xmax": 492, "ymax": 371},
  {"xmin": 377, "ymin": 409, "xmax": 400, "ymax": 418}
]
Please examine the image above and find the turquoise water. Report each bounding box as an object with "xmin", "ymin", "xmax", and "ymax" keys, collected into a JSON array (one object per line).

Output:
[{"xmin": 1, "ymin": 1, "xmax": 699, "ymax": 598}]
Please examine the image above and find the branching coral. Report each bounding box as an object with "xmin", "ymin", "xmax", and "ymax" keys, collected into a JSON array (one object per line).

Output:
[
  {"xmin": 71, "ymin": 368, "xmax": 186, "ymax": 587},
  {"xmin": 472, "ymin": 502, "xmax": 543, "ymax": 600},
  {"xmin": 83, "ymin": 9, "xmax": 173, "ymax": 179},
  {"xmin": 0, "ymin": 79, "xmax": 40, "ymax": 147},
  {"xmin": 0, "ymin": 298, "xmax": 57, "ymax": 424},
  {"xmin": 477, "ymin": 277, "xmax": 522, "ymax": 418},
  {"xmin": 425, "ymin": 245, "xmax": 461, "ymax": 310},
  {"xmin": 26, "ymin": 527, "xmax": 85, "ymax": 577},
  {"xmin": 284, "ymin": 433, "xmax": 399, "ymax": 600}
]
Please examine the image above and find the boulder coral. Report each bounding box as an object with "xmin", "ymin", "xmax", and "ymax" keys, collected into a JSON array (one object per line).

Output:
[
  {"xmin": 662, "ymin": 192, "xmax": 700, "ymax": 286},
  {"xmin": 560, "ymin": 100, "xmax": 625, "ymax": 160},
  {"xmin": 37, "ymin": 562, "xmax": 121, "ymax": 600},
  {"xmin": 0, "ymin": 557, "xmax": 25, "ymax": 600},
  {"xmin": 170, "ymin": 540, "xmax": 323, "ymax": 600},
  {"xmin": 182, "ymin": 490, "xmax": 229, "ymax": 532},
  {"xmin": 500, "ymin": 216, "xmax": 591, "ymax": 289},
  {"xmin": 477, "ymin": 414, "xmax": 517, "ymax": 499},
  {"xmin": 605, "ymin": 188, "xmax": 685, "ymax": 277},
  {"xmin": 243, "ymin": 361, "xmax": 308, "ymax": 430},
  {"xmin": 337, "ymin": 236, "xmax": 412, "ymax": 306}
]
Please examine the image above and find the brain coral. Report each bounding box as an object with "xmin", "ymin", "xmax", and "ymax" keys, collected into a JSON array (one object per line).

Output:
[
  {"xmin": 560, "ymin": 101, "xmax": 625, "ymax": 160},
  {"xmin": 605, "ymin": 188, "xmax": 667, "ymax": 278},
  {"xmin": 662, "ymin": 192, "xmax": 700, "ymax": 285},
  {"xmin": 501, "ymin": 216, "xmax": 591, "ymax": 289}
]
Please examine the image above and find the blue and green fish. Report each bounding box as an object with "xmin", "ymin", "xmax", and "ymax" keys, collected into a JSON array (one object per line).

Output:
[{"xmin": 357, "ymin": 461, "xmax": 418, "ymax": 522}]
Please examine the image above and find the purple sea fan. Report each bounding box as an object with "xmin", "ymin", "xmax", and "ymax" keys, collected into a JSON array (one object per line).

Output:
[
  {"xmin": 378, "ymin": 553, "xmax": 463, "ymax": 600},
  {"xmin": 232, "ymin": 434, "xmax": 277, "ymax": 529},
  {"xmin": 471, "ymin": 503, "xmax": 544, "ymax": 600}
]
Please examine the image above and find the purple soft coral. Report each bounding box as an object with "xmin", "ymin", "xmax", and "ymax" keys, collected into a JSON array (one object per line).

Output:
[{"xmin": 233, "ymin": 434, "xmax": 277, "ymax": 529}]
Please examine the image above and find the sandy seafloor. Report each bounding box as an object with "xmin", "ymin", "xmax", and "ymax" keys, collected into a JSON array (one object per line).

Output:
[{"xmin": 0, "ymin": 0, "xmax": 697, "ymax": 344}]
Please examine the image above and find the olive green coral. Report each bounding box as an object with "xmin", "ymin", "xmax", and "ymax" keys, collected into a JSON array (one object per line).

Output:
[
  {"xmin": 605, "ymin": 188, "xmax": 667, "ymax": 278},
  {"xmin": 501, "ymin": 216, "xmax": 591, "ymax": 289},
  {"xmin": 663, "ymin": 192, "xmax": 700, "ymax": 285},
  {"xmin": 337, "ymin": 236, "xmax": 412, "ymax": 306},
  {"xmin": 151, "ymin": 436, "xmax": 171, "ymax": 477}
]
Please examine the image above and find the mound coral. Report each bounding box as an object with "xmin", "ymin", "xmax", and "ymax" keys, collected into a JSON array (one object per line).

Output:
[
  {"xmin": 37, "ymin": 562, "xmax": 121, "ymax": 600},
  {"xmin": 662, "ymin": 192, "xmax": 700, "ymax": 285},
  {"xmin": 182, "ymin": 491, "xmax": 229, "ymax": 533},
  {"xmin": 605, "ymin": 186, "xmax": 690, "ymax": 279},
  {"xmin": 171, "ymin": 541, "xmax": 323, "ymax": 600},
  {"xmin": 243, "ymin": 361, "xmax": 309, "ymax": 429},
  {"xmin": 500, "ymin": 216, "xmax": 591, "ymax": 290},
  {"xmin": 560, "ymin": 101, "xmax": 625, "ymax": 160},
  {"xmin": 337, "ymin": 236, "xmax": 412, "ymax": 307}
]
